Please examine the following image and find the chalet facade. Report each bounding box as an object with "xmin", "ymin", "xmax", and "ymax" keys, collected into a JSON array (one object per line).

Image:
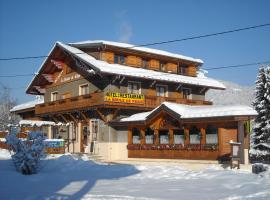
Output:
[{"xmin": 11, "ymin": 40, "xmax": 257, "ymax": 163}]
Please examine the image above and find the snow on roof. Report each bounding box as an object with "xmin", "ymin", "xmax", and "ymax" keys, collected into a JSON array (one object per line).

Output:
[
  {"xmin": 57, "ymin": 42, "xmax": 225, "ymax": 90},
  {"xmin": 120, "ymin": 102, "xmax": 257, "ymax": 122},
  {"xmin": 19, "ymin": 120, "xmax": 56, "ymax": 127},
  {"xmin": 10, "ymin": 98, "xmax": 44, "ymax": 112},
  {"xmin": 69, "ymin": 40, "xmax": 204, "ymax": 64}
]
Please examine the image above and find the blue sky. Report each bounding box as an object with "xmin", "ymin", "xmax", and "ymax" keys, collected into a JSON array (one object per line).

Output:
[{"xmin": 0, "ymin": 0, "xmax": 270, "ymax": 103}]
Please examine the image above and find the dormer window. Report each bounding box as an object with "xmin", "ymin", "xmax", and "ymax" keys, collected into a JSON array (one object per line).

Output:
[{"xmin": 114, "ymin": 54, "xmax": 126, "ymax": 65}]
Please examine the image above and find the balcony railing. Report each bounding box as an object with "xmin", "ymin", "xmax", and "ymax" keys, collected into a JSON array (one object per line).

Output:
[{"xmin": 35, "ymin": 92, "xmax": 212, "ymax": 115}]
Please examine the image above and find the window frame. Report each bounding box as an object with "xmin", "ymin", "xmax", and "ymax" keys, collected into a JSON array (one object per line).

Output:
[
  {"xmin": 51, "ymin": 91, "xmax": 58, "ymax": 102},
  {"xmin": 127, "ymin": 81, "xmax": 141, "ymax": 94},
  {"xmin": 79, "ymin": 83, "xmax": 89, "ymax": 96},
  {"xmin": 182, "ymin": 87, "xmax": 191, "ymax": 99},
  {"xmin": 156, "ymin": 84, "xmax": 168, "ymax": 97},
  {"xmin": 205, "ymin": 125, "xmax": 218, "ymax": 144}
]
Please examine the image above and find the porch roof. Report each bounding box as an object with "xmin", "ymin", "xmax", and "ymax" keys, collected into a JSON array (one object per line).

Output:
[{"xmin": 118, "ymin": 102, "xmax": 257, "ymax": 123}]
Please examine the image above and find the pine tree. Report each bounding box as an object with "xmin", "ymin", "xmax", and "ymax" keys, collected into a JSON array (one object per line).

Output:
[{"xmin": 251, "ymin": 66, "xmax": 270, "ymax": 162}]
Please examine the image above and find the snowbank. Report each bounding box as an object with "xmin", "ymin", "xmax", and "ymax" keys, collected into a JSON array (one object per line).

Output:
[{"xmin": 0, "ymin": 150, "xmax": 269, "ymax": 200}]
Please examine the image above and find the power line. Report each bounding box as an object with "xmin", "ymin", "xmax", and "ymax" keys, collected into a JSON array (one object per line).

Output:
[
  {"xmin": 0, "ymin": 22, "xmax": 270, "ymax": 61},
  {"xmin": 0, "ymin": 73, "xmax": 36, "ymax": 78},
  {"xmin": 204, "ymin": 60, "xmax": 270, "ymax": 70},
  {"xmin": 132, "ymin": 23, "xmax": 270, "ymax": 48}
]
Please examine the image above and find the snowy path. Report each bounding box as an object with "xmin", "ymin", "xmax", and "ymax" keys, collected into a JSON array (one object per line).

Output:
[{"xmin": 0, "ymin": 150, "xmax": 269, "ymax": 200}]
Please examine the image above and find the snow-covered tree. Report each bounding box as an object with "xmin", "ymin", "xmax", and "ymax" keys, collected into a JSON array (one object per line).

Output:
[
  {"xmin": 6, "ymin": 131, "xmax": 46, "ymax": 175},
  {"xmin": 0, "ymin": 84, "xmax": 20, "ymax": 131},
  {"xmin": 250, "ymin": 66, "xmax": 270, "ymax": 162}
]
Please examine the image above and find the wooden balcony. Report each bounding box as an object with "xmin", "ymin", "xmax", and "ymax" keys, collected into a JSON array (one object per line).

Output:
[{"xmin": 35, "ymin": 92, "xmax": 212, "ymax": 115}]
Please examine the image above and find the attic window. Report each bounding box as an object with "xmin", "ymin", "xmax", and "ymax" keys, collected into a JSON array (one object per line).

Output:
[
  {"xmin": 160, "ymin": 62, "xmax": 166, "ymax": 71},
  {"xmin": 114, "ymin": 55, "xmax": 126, "ymax": 65}
]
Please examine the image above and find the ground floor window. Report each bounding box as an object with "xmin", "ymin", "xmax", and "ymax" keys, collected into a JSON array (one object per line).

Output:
[
  {"xmin": 132, "ymin": 128, "xmax": 140, "ymax": 144},
  {"xmin": 206, "ymin": 125, "xmax": 218, "ymax": 144},
  {"xmin": 173, "ymin": 129, "xmax": 185, "ymax": 144},
  {"xmin": 189, "ymin": 126, "xmax": 201, "ymax": 144},
  {"xmin": 145, "ymin": 127, "xmax": 154, "ymax": 144},
  {"xmin": 159, "ymin": 130, "xmax": 169, "ymax": 144}
]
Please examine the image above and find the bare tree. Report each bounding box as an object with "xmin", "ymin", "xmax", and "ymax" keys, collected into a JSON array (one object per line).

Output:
[{"xmin": 0, "ymin": 84, "xmax": 20, "ymax": 131}]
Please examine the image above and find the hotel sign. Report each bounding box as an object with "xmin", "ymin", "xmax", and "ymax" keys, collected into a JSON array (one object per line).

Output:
[{"xmin": 104, "ymin": 92, "xmax": 145, "ymax": 104}]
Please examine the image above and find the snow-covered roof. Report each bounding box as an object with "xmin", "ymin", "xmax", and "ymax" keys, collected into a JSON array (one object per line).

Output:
[
  {"xmin": 57, "ymin": 42, "xmax": 225, "ymax": 90},
  {"xmin": 69, "ymin": 40, "xmax": 204, "ymax": 64},
  {"xmin": 120, "ymin": 102, "xmax": 257, "ymax": 122},
  {"xmin": 10, "ymin": 98, "xmax": 44, "ymax": 112},
  {"xmin": 19, "ymin": 120, "xmax": 56, "ymax": 127}
]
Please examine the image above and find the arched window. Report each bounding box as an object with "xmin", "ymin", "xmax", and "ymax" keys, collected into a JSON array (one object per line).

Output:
[
  {"xmin": 189, "ymin": 126, "xmax": 200, "ymax": 144},
  {"xmin": 145, "ymin": 128, "xmax": 154, "ymax": 144},
  {"xmin": 173, "ymin": 129, "xmax": 185, "ymax": 144},
  {"xmin": 206, "ymin": 125, "xmax": 218, "ymax": 144},
  {"xmin": 132, "ymin": 127, "xmax": 140, "ymax": 144}
]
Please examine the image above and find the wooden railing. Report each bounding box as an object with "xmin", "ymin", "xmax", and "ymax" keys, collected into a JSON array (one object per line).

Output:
[{"xmin": 35, "ymin": 92, "xmax": 212, "ymax": 115}]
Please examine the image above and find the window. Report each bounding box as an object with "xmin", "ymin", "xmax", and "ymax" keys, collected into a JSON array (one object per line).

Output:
[
  {"xmin": 90, "ymin": 119, "xmax": 99, "ymax": 141},
  {"xmin": 145, "ymin": 128, "xmax": 154, "ymax": 144},
  {"xmin": 114, "ymin": 54, "xmax": 126, "ymax": 64},
  {"xmin": 173, "ymin": 129, "xmax": 185, "ymax": 144},
  {"xmin": 182, "ymin": 88, "xmax": 191, "ymax": 99},
  {"xmin": 132, "ymin": 128, "xmax": 141, "ymax": 144},
  {"xmin": 189, "ymin": 126, "xmax": 201, "ymax": 144},
  {"xmin": 178, "ymin": 64, "xmax": 188, "ymax": 75},
  {"xmin": 142, "ymin": 59, "xmax": 149, "ymax": 68},
  {"xmin": 159, "ymin": 130, "xmax": 169, "ymax": 144},
  {"xmin": 79, "ymin": 84, "xmax": 89, "ymax": 95},
  {"xmin": 128, "ymin": 81, "xmax": 141, "ymax": 94},
  {"xmin": 51, "ymin": 91, "xmax": 58, "ymax": 101},
  {"xmin": 160, "ymin": 62, "xmax": 166, "ymax": 71},
  {"xmin": 156, "ymin": 85, "xmax": 168, "ymax": 97},
  {"xmin": 206, "ymin": 125, "xmax": 218, "ymax": 144}
]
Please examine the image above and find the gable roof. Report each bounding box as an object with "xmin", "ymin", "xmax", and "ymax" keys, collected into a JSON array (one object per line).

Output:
[
  {"xmin": 118, "ymin": 102, "xmax": 257, "ymax": 123},
  {"xmin": 26, "ymin": 41, "xmax": 225, "ymax": 94},
  {"xmin": 57, "ymin": 42, "xmax": 226, "ymax": 90},
  {"xmin": 69, "ymin": 40, "xmax": 204, "ymax": 64}
]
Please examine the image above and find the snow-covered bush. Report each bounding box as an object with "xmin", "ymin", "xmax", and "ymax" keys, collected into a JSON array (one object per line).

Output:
[
  {"xmin": 250, "ymin": 66, "xmax": 270, "ymax": 163},
  {"xmin": 6, "ymin": 132, "xmax": 46, "ymax": 175}
]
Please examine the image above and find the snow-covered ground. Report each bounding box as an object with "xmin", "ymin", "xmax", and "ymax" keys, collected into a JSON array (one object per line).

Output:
[{"xmin": 0, "ymin": 149, "xmax": 269, "ymax": 200}]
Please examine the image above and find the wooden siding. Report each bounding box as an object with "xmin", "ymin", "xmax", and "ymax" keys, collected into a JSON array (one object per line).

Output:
[
  {"xmin": 187, "ymin": 65, "xmax": 197, "ymax": 77},
  {"xmin": 126, "ymin": 55, "xmax": 142, "ymax": 67},
  {"xmin": 166, "ymin": 63, "xmax": 178, "ymax": 73},
  {"xmin": 101, "ymin": 52, "xmax": 114, "ymax": 63},
  {"xmin": 148, "ymin": 59, "xmax": 160, "ymax": 70}
]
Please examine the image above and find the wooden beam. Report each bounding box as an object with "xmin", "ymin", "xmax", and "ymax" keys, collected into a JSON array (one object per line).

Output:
[
  {"xmin": 59, "ymin": 114, "xmax": 68, "ymax": 123},
  {"xmin": 68, "ymin": 113, "xmax": 78, "ymax": 124},
  {"xmin": 96, "ymin": 109, "xmax": 107, "ymax": 123},
  {"xmin": 119, "ymin": 76, "xmax": 125, "ymax": 84},
  {"xmin": 51, "ymin": 116, "xmax": 59, "ymax": 123},
  {"xmin": 80, "ymin": 111, "xmax": 89, "ymax": 121},
  {"xmin": 112, "ymin": 109, "xmax": 120, "ymax": 120}
]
